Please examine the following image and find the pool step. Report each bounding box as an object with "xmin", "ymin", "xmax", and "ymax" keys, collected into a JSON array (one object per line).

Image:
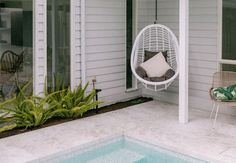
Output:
[
  {"xmin": 87, "ymin": 149, "xmax": 146, "ymax": 163},
  {"xmin": 134, "ymin": 157, "xmax": 148, "ymax": 163}
]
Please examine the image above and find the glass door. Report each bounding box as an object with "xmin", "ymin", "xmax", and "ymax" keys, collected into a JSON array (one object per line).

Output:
[
  {"xmin": 0, "ymin": 0, "xmax": 33, "ymax": 99},
  {"xmin": 47, "ymin": 0, "xmax": 70, "ymax": 90}
]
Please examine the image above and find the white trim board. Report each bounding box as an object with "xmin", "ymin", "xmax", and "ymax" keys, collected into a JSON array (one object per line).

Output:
[
  {"xmin": 81, "ymin": 0, "xmax": 86, "ymax": 87},
  {"xmin": 179, "ymin": 0, "xmax": 189, "ymax": 124},
  {"xmin": 70, "ymin": 0, "xmax": 76, "ymax": 90},
  {"xmin": 70, "ymin": 0, "xmax": 83, "ymax": 89},
  {"xmin": 33, "ymin": 0, "xmax": 47, "ymax": 96}
]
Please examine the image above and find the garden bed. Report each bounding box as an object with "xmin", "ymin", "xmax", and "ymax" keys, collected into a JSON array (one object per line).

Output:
[{"xmin": 0, "ymin": 97, "xmax": 152, "ymax": 139}]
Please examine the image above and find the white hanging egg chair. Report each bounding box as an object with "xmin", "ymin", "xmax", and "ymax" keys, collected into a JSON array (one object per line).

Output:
[{"xmin": 130, "ymin": 24, "xmax": 179, "ymax": 91}]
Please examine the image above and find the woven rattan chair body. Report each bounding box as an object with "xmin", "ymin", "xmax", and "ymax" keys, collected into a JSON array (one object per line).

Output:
[{"xmin": 131, "ymin": 24, "xmax": 179, "ymax": 91}]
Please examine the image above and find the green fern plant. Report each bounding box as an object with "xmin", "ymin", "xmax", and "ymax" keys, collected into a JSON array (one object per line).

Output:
[
  {"xmin": 0, "ymin": 80, "xmax": 103, "ymax": 133},
  {"xmin": 47, "ymin": 82, "xmax": 103, "ymax": 119},
  {"xmin": 0, "ymin": 81, "xmax": 59, "ymax": 130}
]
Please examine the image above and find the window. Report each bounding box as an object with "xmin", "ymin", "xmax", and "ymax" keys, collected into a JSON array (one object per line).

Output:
[
  {"xmin": 47, "ymin": 0, "xmax": 70, "ymax": 90},
  {"xmin": 126, "ymin": 0, "xmax": 137, "ymax": 90},
  {"xmin": 0, "ymin": 0, "xmax": 33, "ymax": 99},
  {"xmin": 220, "ymin": 0, "xmax": 236, "ymax": 71}
]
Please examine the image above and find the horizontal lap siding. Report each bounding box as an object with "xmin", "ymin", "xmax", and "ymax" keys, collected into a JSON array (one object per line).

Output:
[
  {"xmin": 143, "ymin": 0, "xmax": 220, "ymax": 113},
  {"xmin": 85, "ymin": 0, "xmax": 141, "ymax": 104},
  {"xmin": 137, "ymin": 0, "xmax": 155, "ymax": 31},
  {"xmin": 189, "ymin": 0, "xmax": 218, "ymax": 112}
]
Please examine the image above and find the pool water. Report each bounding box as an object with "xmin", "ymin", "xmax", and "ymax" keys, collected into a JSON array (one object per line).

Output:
[{"xmin": 36, "ymin": 136, "xmax": 208, "ymax": 163}]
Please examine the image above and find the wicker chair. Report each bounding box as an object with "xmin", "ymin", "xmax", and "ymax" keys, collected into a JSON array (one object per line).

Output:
[
  {"xmin": 131, "ymin": 24, "xmax": 179, "ymax": 91},
  {"xmin": 209, "ymin": 71, "xmax": 236, "ymax": 127},
  {"xmin": 0, "ymin": 50, "xmax": 24, "ymax": 99}
]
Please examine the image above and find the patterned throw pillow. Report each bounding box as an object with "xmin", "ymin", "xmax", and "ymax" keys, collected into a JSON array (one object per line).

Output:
[{"xmin": 213, "ymin": 84, "xmax": 236, "ymax": 101}]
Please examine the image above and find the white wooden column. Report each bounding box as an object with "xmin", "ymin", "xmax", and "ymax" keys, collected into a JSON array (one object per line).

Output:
[
  {"xmin": 33, "ymin": 0, "xmax": 47, "ymax": 96},
  {"xmin": 70, "ymin": 0, "xmax": 85, "ymax": 89},
  {"xmin": 70, "ymin": 0, "xmax": 76, "ymax": 89},
  {"xmin": 81, "ymin": 0, "xmax": 86, "ymax": 87},
  {"xmin": 179, "ymin": 0, "xmax": 189, "ymax": 123}
]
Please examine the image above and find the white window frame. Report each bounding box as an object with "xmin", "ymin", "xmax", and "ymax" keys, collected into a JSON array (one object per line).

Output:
[
  {"xmin": 33, "ymin": 0, "xmax": 47, "ymax": 96},
  {"xmin": 126, "ymin": 0, "xmax": 138, "ymax": 92},
  {"xmin": 218, "ymin": 0, "xmax": 236, "ymax": 70},
  {"xmin": 70, "ymin": 0, "xmax": 84, "ymax": 89},
  {"xmin": 34, "ymin": 0, "xmax": 75, "ymax": 95}
]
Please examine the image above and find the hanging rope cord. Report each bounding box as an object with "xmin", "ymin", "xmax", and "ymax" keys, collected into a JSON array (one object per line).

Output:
[
  {"xmin": 130, "ymin": 0, "xmax": 179, "ymax": 91},
  {"xmin": 154, "ymin": 0, "xmax": 158, "ymax": 24}
]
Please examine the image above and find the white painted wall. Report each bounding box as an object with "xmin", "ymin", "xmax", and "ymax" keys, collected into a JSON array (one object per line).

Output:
[
  {"xmin": 80, "ymin": 0, "xmax": 220, "ymax": 110},
  {"xmin": 32, "ymin": 0, "xmax": 142, "ymax": 106},
  {"xmin": 85, "ymin": 0, "xmax": 142, "ymax": 105},
  {"xmin": 32, "ymin": 0, "xmax": 236, "ymax": 115},
  {"xmin": 188, "ymin": 0, "xmax": 219, "ymax": 113},
  {"xmin": 137, "ymin": 0, "xmax": 155, "ymax": 31},
  {"xmin": 141, "ymin": 0, "xmax": 236, "ymax": 115}
]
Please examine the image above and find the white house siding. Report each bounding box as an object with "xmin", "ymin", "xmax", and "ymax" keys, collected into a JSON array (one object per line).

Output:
[
  {"xmin": 141, "ymin": 0, "xmax": 236, "ymax": 115},
  {"xmin": 137, "ymin": 0, "xmax": 155, "ymax": 31},
  {"xmin": 33, "ymin": 0, "xmax": 47, "ymax": 96},
  {"xmin": 85, "ymin": 0, "xmax": 142, "ymax": 105},
  {"xmin": 188, "ymin": 0, "xmax": 220, "ymax": 113},
  {"xmin": 31, "ymin": 0, "xmax": 236, "ymax": 114},
  {"xmin": 71, "ymin": 0, "xmax": 82, "ymax": 89}
]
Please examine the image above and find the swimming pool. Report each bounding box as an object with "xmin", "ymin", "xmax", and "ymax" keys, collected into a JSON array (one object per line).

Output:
[{"xmin": 33, "ymin": 136, "xmax": 208, "ymax": 163}]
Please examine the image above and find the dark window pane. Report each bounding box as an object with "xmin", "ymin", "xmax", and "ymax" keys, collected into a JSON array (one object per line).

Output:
[
  {"xmin": 222, "ymin": 1, "xmax": 236, "ymax": 60},
  {"xmin": 0, "ymin": 0, "xmax": 33, "ymax": 99},
  {"xmin": 126, "ymin": 0, "xmax": 133, "ymax": 89},
  {"xmin": 222, "ymin": 64, "xmax": 236, "ymax": 72}
]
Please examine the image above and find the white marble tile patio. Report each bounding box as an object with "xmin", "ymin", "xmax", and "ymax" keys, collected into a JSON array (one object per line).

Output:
[{"xmin": 0, "ymin": 101, "xmax": 236, "ymax": 163}]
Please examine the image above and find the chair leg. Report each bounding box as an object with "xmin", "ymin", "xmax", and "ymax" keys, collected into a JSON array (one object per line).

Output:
[
  {"xmin": 210, "ymin": 101, "xmax": 216, "ymax": 119},
  {"xmin": 213, "ymin": 104, "xmax": 220, "ymax": 128}
]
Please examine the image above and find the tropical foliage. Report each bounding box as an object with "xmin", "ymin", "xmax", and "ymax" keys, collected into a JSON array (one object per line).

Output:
[
  {"xmin": 213, "ymin": 84, "xmax": 236, "ymax": 101},
  {"xmin": 46, "ymin": 82, "xmax": 102, "ymax": 119},
  {"xmin": 0, "ymin": 81, "xmax": 102, "ymax": 133}
]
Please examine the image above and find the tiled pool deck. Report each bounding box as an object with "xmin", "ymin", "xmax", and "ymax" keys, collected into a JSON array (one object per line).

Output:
[{"xmin": 0, "ymin": 101, "xmax": 236, "ymax": 163}]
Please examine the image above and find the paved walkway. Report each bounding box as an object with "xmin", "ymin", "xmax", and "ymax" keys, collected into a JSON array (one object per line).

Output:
[{"xmin": 0, "ymin": 101, "xmax": 236, "ymax": 163}]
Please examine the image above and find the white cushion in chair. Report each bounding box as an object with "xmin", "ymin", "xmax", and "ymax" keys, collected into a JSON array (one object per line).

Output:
[{"xmin": 140, "ymin": 52, "xmax": 171, "ymax": 78}]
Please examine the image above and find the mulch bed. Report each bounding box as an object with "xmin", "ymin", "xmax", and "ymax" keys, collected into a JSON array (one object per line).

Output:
[{"xmin": 0, "ymin": 97, "xmax": 152, "ymax": 139}]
